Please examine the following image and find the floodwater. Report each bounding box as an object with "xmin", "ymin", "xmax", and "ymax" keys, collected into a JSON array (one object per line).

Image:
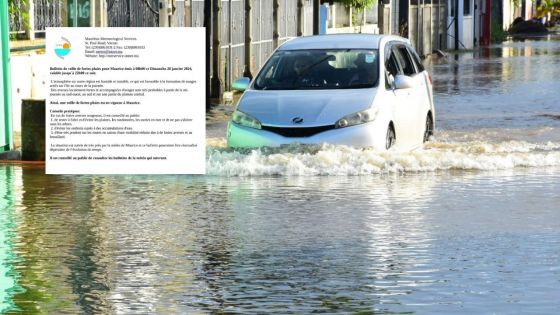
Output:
[{"xmin": 2, "ymin": 36, "xmax": 560, "ymax": 314}]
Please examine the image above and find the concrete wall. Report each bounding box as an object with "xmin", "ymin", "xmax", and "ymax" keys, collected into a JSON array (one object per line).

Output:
[
  {"xmin": 382, "ymin": 4, "xmax": 391, "ymax": 35},
  {"xmin": 10, "ymin": 53, "xmax": 46, "ymax": 133},
  {"xmin": 409, "ymin": 3, "xmax": 447, "ymax": 55},
  {"xmin": 334, "ymin": 4, "xmax": 351, "ymax": 27},
  {"xmin": 331, "ymin": 4, "xmax": 378, "ymax": 28}
]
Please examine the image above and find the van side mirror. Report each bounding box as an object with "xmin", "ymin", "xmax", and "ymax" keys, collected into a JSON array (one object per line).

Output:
[
  {"xmin": 394, "ymin": 75, "xmax": 415, "ymax": 89},
  {"xmin": 232, "ymin": 77, "xmax": 251, "ymax": 92}
]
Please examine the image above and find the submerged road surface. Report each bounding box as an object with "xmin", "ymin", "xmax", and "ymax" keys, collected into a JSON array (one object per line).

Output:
[{"xmin": 1, "ymin": 36, "xmax": 560, "ymax": 314}]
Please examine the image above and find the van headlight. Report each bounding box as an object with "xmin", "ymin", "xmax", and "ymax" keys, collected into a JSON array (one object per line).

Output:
[
  {"xmin": 232, "ymin": 110, "xmax": 262, "ymax": 129},
  {"xmin": 335, "ymin": 107, "xmax": 378, "ymax": 128}
]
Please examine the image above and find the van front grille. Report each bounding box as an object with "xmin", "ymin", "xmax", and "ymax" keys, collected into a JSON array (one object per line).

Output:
[{"xmin": 261, "ymin": 125, "xmax": 336, "ymax": 137}]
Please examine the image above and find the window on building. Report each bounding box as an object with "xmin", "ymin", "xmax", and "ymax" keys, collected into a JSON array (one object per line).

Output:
[
  {"xmin": 464, "ymin": 0, "xmax": 471, "ymax": 15},
  {"xmin": 449, "ymin": 0, "xmax": 455, "ymax": 17}
]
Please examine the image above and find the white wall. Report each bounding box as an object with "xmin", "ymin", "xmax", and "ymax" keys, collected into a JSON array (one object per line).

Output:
[
  {"xmin": 463, "ymin": 16, "xmax": 474, "ymax": 49},
  {"xmin": 524, "ymin": 0, "xmax": 532, "ymax": 19},
  {"xmin": 448, "ymin": 0, "xmax": 476, "ymax": 49},
  {"xmin": 503, "ymin": 0, "xmax": 514, "ymax": 30}
]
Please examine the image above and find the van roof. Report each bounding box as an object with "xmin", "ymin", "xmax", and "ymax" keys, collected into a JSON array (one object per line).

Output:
[{"xmin": 278, "ymin": 34, "xmax": 406, "ymax": 50}]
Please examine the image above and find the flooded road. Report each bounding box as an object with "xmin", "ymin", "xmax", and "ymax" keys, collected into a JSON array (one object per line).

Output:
[{"xmin": 2, "ymin": 36, "xmax": 560, "ymax": 313}]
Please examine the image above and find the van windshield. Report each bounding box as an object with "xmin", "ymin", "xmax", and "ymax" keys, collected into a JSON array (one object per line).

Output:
[{"xmin": 253, "ymin": 49, "xmax": 379, "ymax": 90}]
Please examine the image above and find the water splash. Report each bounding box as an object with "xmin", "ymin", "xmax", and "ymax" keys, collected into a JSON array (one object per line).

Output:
[{"xmin": 206, "ymin": 133, "xmax": 560, "ymax": 176}]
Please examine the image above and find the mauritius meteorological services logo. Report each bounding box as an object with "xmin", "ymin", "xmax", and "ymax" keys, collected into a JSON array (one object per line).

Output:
[{"xmin": 54, "ymin": 37, "xmax": 71, "ymax": 59}]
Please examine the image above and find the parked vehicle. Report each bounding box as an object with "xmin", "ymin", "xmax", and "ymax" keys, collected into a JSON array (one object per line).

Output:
[{"xmin": 228, "ymin": 34, "xmax": 435, "ymax": 151}]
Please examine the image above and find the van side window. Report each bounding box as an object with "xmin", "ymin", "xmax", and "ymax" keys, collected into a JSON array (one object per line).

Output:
[
  {"xmin": 394, "ymin": 46, "xmax": 416, "ymax": 76},
  {"xmin": 406, "ymin": 45, "xmax": 425, "ymax": 73},
  {"xmin": 385, "ymin": 50, "xmax": 401, "ymax": 89}
]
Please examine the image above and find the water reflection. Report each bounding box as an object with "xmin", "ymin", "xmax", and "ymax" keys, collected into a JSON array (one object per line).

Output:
[
  {"xmin": 0, "ymin": 166, "xmax": 22, "ymax": 313},
  {"xmin": 10, "ymin": 167, "xmax": 110, "ymax": 314},
  {"xmin": 426, "ymin": 36, "xmax": 560, "ymax": 130},
  {"xmin": 0, "ymin": 165, "xmax": 559, "ymax": 313},
  {"xmin": 3, "ymin": 166, "xmax": 444, "ymax": 313},
  {"xmin": 182, "ymin": 175, "xmax": 440, "ymax": 313}
]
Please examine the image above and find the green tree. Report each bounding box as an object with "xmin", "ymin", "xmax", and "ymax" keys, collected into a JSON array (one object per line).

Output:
[
  {"xmin": 8, "ymin": 0, "xmax": 30, "ymax": 40},
  {"xmin": 334, "ymin": 0, "xmax": 377, "ymax": 11},
  {"xmin": 333, "ymin": 0, "xmax": 377, "ymax": 32},
  {"xmin": 536, "ymin": 0, "xmax": 560, "ymax": 22}
]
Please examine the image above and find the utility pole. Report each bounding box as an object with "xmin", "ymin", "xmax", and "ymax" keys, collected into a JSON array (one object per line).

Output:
[
  {"xmin": 454, "ymin": 0, "xmax": 459, "ymax": 50},
  {"xmin": 243, "ymin": 0, "xmax": 252, "ymax": 78},
  {"xmin": 417, "ymin": 0, "xmax": 421, "ymax": 52},
  {"xmin": 313, "ymin": 0, "xmax": 320, "ymax": 35},
  {"xmin": 204, "ymin": 0, "xmax": 211, "ymax": 110},
  {"xmin": 159, "ymin": 0, "xmax": 171, "ymax": 27},
  {"xmin": 273, "ymin": 0, "xmax": 279, "ymax": 48},
  {"xmin": 170, "ymin": 0, "xmax": 176, "ymax": 26},
  {"xmin": 211, "ymin": 0, "xmax": 222, "ymax": 100},
  {"xmin": 297, "ymin": 0, "xmax": 304, "ymax": 36}
]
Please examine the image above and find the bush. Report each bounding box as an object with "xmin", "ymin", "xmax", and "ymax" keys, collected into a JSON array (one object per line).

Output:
[{"xmin": 491, "ymin": 19, "xmax": 507, "ymax": 43}]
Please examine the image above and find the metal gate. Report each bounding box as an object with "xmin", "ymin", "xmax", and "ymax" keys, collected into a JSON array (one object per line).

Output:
[
  {"xmin": 107, "ymin": 0, "xmax": 159, "ymax": 27},
  {"xmin": 190, "ymin": 0, "xmax": 311, "ymax": 94},
  {"xmin": 8, "ymin": 0, "xmax": 26, "ymax": 34},
  {"xmin": 34, "ymin": 0, "xmax": 63, "ymax": 32},
  {"xmin": 9, "ymin": 0, "xmax": 62, "ymax": 37}
]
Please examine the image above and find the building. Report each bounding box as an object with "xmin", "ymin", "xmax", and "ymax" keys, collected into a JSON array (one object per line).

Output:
[{"xmin": 446, "ymin": 0, "xmax": 491, "ymax": 49}]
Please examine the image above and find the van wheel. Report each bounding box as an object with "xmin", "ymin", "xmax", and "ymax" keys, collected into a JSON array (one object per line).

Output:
[
  {"xmin": 423, "ymin": 114, "xmax": 434, "ymax": 143},
  {"xmin": 386, "ymin": 124, "xmax": 396, "ymax": 149}
]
